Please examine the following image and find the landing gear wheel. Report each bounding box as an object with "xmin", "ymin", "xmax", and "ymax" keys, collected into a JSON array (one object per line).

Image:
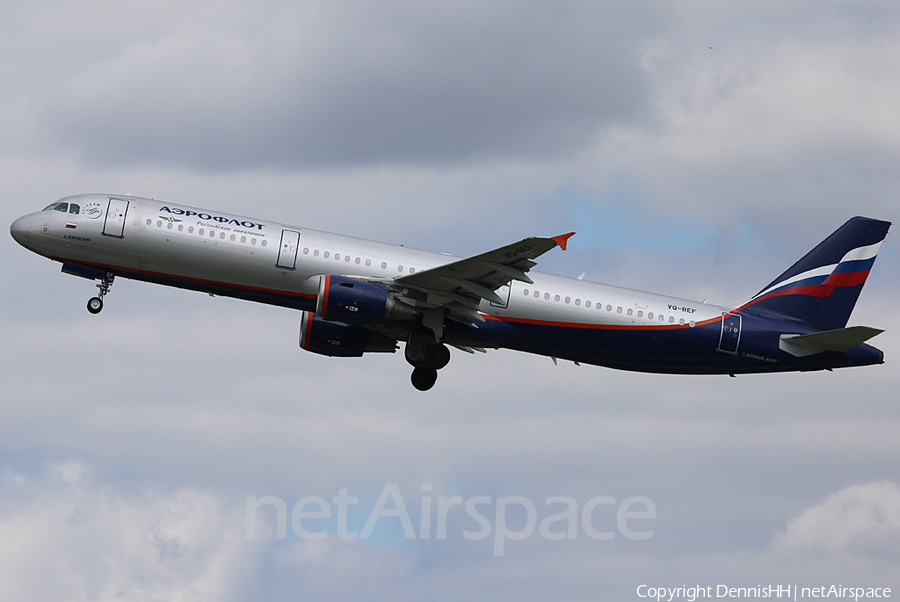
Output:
[
  {"xmin": 87, "ymin": 272, "xmax": 115, "ymax": 314},
  {"xmin": 411, "ymin": 367, "xmax": 438, "ymax": 391},
  {"xmin": 87, "ymin": 297, "xmax": 103, "ymax": 314},
  {"xmin": 424, "ymin": 343, "xmax": 451, "ymax": 370}
]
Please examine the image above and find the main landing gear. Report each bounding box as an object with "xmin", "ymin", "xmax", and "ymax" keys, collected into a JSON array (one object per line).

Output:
[
  {"xmin": 87, "ymin": 273, "xmax": 115, "ymax": 314},
  {"xmin": 405, "ymin": 325, "xmax": 451, "ymax": 392}
]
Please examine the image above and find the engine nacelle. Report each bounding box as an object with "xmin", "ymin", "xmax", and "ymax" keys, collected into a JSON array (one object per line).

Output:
[
  {"xmin": 299, "ymin": 311, "xmax": 397, "ymax": 357},
  {"xmin": 316, "ymin": 275, "xmax": 418, "ymax": 324}
]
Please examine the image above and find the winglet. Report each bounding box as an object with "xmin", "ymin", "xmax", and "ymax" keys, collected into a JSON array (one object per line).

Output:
[{"xmin": 551, "ymin": 232, "xmax": 575, "ymax": 251}]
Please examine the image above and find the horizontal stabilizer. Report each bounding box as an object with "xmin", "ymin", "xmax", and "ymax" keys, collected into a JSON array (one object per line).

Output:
[{"xmin": 779, "ymin": 326, "xmax": 884, "ymax": 357}]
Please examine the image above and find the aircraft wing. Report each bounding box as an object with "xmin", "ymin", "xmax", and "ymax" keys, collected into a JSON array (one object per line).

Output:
[{"xmin": 392, "ymin": 232, "xmax": 574, "ymax": 325}]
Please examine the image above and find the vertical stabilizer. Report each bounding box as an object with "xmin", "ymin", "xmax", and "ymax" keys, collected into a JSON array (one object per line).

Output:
[{"xmin": 741, "ymin": 217, "xmax": 890, "ymax": 329}]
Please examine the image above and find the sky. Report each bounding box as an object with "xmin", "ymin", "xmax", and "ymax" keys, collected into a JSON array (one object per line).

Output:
[{"xmin": 2, "ymin": 1, "xmax": 899, "ymax": 600}]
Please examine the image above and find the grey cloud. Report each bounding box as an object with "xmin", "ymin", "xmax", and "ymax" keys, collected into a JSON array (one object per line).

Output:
[{"xmin": 38, "ymin": 1, "xmax": 666, "ymax": 171}]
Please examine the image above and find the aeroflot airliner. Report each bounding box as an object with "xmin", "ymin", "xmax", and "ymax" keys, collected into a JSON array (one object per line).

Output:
[{"xmin": 10, "ymin": 194, "xmax": 891, "ymax": 390}]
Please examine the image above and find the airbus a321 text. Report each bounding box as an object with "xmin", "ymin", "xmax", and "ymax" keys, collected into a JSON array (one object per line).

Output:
[{"xmin": 10, "ymin": 195, "xmax": 890, "ymax": 390}]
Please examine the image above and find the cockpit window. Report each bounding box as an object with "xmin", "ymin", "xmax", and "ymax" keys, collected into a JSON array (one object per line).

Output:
[
  {"xmin": 43, "ymin": 202, "xmax": 70, "ymax": 213},
  {"xmin": 69, "ymin": 204, "xmax": 80, "ymax": 215}
]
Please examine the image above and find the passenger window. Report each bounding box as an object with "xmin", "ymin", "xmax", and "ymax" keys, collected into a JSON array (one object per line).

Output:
[
  {"xmin": 167, "ymin": 222, "xmax": 173, "ymax": 229},
  {"xmin": 575, "ymin": 299, "xmax": 581, "ymax": 306},
  {"xmin": 157, "ymin": 221, "xmax": 162, "ymax": 227},
  {"xmin": 679, "ymin": 319, "xmax": 685, "ymax": 325},
  {"xmin": 355, "ymin": 257, "xmax": 360, "ymax": 264},
  {"xmin": 534, "ymin": 291, "xmax": 540, "ymax": 298},
  {"xmin": 209, "ymin": 230, "xmax": 215, "ymax": 237},
  {"xmin": 189, "ymin": 227, "xmax": 194, "ymax": 234},
  {"xmin": 335, "ymin": 254, "xmax": 340, "ymax": 260},
  {"xmin": 146, "ymin": 219, "xmax": 151, "ymax": 225},
  {"xmin": 545, "ymin": 293, "xmax": 550, "ymax": 300},
  {"xmin": 617, "ymin": 307, "xmax": 622, "ymax": 313},
  {"xmin": 324, "ymin": 251, "xmax": 330, "ymax": 258},
  {"xmin": 524, "ymin": 289, "xmax": 530, "ymax": 296},
  {"xmin": 398, "ymin": 265, "xmax": 403, "ymax": 272},
  {"xmin": 251, "ymin": 238, "xmax": 256, "ymax": 245},
  {"xmin": 554, "ymin": 295, "xmax": 560, "ymax": 302},
  {"xmin": 637, "ymin": 310, "xmax": 643, "ymax": 317},
  {"xmin": 230, "ymin": 234, "xmax": 235, "ymax": 241},
  {"xmin": 607, "ymin": 305, "xmax": 612, "ymax": 311},
  {"xmin": 261, "ymin": 240, "xmax": 267, "ymax": 247},
  {"xmin": 178, "ymin": 224, "xmax": 183, "ymax": 232},
  {"xmin": 565, "ymin": 297, "xmax": 571, "ymax": 304},
  {"xmin": 366, "ymin": 259, "xmax": 371, "ymax": 266},
  {"xmin": 381, "ymin": 262, "xmax": 387, "ymax": 269},
  {"xmin": 669, "ymin": 316, "xmax": 675, "ymax": 323},
  {"xmin": 648, "ymin": 312, "xmax": 654, "ymax": 319},
  {"xmin": 586, "ymin": 301, "xmax": 591, "ymax": 308},
  {"xmin": 69, "ymin": 204, "xmax": 80, "ymax": 215},
  {"xmin": 627, "ymin": 308, "xmax": 633, "ymax": 316}
]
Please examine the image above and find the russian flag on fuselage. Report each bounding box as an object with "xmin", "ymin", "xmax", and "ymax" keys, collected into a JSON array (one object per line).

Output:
[{"xmin": 741, "ymin": 217, "xmax": 890, "ymax": 330}]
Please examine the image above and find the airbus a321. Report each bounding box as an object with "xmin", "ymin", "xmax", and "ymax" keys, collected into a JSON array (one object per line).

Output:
[{"xmin": 10, "ymin": 194, "xmax": 890, "ymax": 390}]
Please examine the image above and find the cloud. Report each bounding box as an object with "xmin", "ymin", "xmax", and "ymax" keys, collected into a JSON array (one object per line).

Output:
[
  {"xmin": 771, "ymin": 481, "xmax": 900, "ymax": 559},
  {"xmin": 0, "ymin": 461, "xmax": 265, "ymax": 602},
  {"xmin": 37, "ymin": 1, "xmax": 665, "ymax": 171},
  {"xmin": 566, "ymin": 2, "xmax": 900, "ymax": 232}
]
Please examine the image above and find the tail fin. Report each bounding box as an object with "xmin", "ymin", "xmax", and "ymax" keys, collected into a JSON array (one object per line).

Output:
[{"xmin": 741, "ymin": 216, "xmax": 891, "ymax": 329}]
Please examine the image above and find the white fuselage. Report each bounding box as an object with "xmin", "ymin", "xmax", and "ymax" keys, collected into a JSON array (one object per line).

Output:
[{"xmin": 14, "ymin": 194, "xmax": 726, "ymax": 331}]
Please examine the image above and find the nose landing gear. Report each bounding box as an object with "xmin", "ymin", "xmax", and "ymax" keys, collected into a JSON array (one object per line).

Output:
[{"xmin": 87, "ymin": 273, "xmax": 114, "ymax": 314}]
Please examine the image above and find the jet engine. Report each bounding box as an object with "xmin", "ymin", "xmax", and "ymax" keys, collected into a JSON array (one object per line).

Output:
[
  {"xmin": 299, "ymin": 311, "xmax": 398, "ymax": 357},
  {"xmin": 315, "ymin": 275, "xmax": 418, "ymax": 324}
]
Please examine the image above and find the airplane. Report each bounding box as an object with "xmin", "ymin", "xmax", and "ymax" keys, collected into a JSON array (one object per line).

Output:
[{"xmin": 10, "ymin": 194, "xmax": 891, "ymax": 391}]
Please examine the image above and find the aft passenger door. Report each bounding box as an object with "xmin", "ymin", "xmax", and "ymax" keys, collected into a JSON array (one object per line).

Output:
[
  {"xmin": 277, "ymin": 229, "xmax": 301, "ymax": 269},
  {"xmin": 717, "ymin": 313, "xmax": 742, "ymax": 354},
  {"xmin": 102, "ymin": 198, "xmax": 130, "ymax": 238}
]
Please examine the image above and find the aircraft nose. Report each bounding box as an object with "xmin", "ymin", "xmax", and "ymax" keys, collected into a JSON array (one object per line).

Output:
[{"xmin": 10, "ymin": 214, "xmax": 33, "ymax": 246}]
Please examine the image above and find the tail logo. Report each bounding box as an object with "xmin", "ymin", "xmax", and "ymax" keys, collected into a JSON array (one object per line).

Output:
[{"xmin": 749, "ymin": 241, "xmax": 882, "ymax": 304}]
